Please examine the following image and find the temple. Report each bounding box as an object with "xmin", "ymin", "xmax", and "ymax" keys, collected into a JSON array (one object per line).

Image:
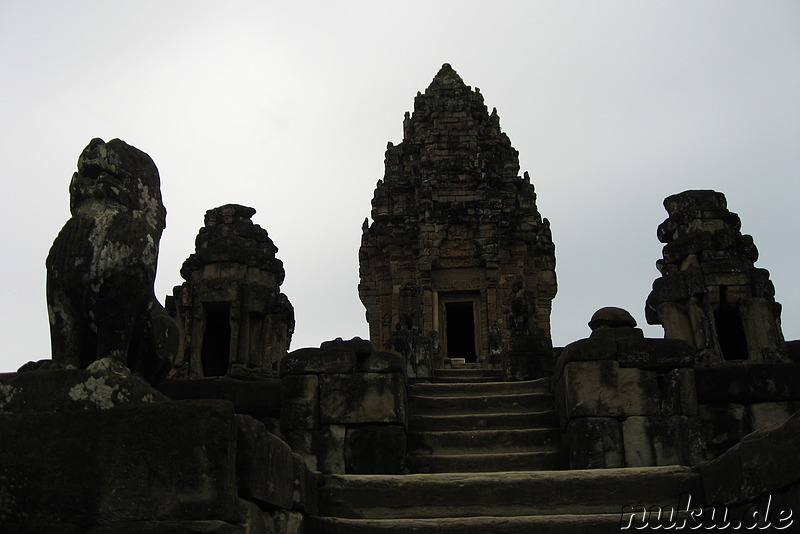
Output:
[
  {"xmin": 359, "ymin": 64, "xmax": 557, "ymax": 379},
  {"xmin": 2, "ymin": 65, "xmax": 799, "ymax": 533}
]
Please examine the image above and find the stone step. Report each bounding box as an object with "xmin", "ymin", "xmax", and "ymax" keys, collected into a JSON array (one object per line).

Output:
[
  {"xmin": 408, "ymin": 428, "xmax": 563, "ymax": 455},
  {"xmin": 407, "ymin": 451, "xmax": 568, "ymax": 473},
  {"xmin": 318, "ymin": 466, "xmax": 703, "ymax": 519},
  {"xmin": 435, "ymin": 368, "xmax": 503, "ymax": 379},
  {"xmin": 308, "ymin": 513, "xmax": 625, "ymax": 534},
  {"xmin": 434, "ymin": 376, "xmax": 502, "ymax": 383},
  {"xmin": 409, "ymin": 392, "xmax": 555, "ymax": 415},
  {"xmin": 409, "ymin": 378, "xmax": 550, "ymax": 397},
  {"xmin": 409, "ymin": 410, "xmax": 560, "ymax": 432}
]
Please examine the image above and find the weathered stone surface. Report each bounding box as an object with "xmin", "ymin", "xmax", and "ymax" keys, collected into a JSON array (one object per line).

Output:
[
  {"xmin": 272, "ymin": 510, "xmax": 304, "ymax": 534},
  {"xmin": 280, "ymin": 374, "xmax": 320, "ymax": 430},
  {"xmin": 738, "ymin": 411, "xmax": 800, "ymax": 501},
  {"xmin": 237, "ymin": 498, "xmax": 276, "ymax": 534},
  {"xmin": 0, "ymin": 368, "xmax": 169, "ymax": 413},
  {"xmin": 588, "ymin": 307, "xmax": 637, "ymax": 330},
  {"xmin": 235, "ymin": 415, "xmax": 294, "ymax": 510},
  {"xmin": 345, "ymin": 425, "xmax": 406, "ymax": 474},
  {"xmin": 157, "ymin": 377, "xmax": 281, "ymax": 417},
  {"xmin": 284, "ymin": 425, "xmax": 346, "ymax": 474},
  {"xmin": 87, "ymin": 521, "xmax": 245, "ymax": 534},
  {"xmin": 292, "ymin": 453, "xmax": 319, "ymax": 515},
  {"xmin": 553, "ymin": 337, "xmax": 617, "ymax": 383},
  {"xmin": 558, "ymin": 360, "xmax": 659, "ymax": 419},
  {"xmin": 694, "ymin": 362, "xmax": 800, "ymax": 403},
  {"xmin": 749, "ymin": 401, "xmax": 800, "ymax": 431},
  {"xmin": 564, "ymin": 417, "xmax": 623, "ymax": 469},
  {"xmin": 646, "ymin": 190, "xmax": 788, "ymax": 365},
  {"xmin": 698, "ymin": 402, "xmax": 750, "ymax": 458},
  {"xmin": 360, "ymin": 350, "xmax": 404, "ymax": 374},
  {"xmin": 358, "ymin": 64, "xmax": 556, "ymax": 376},
  {"xmin": 279, "ymin": 348, "xmax": 357, "ymax": 376},
  {"xmin": 622, "ymin": 415, "xmax": 704, "ymax": 467},
  {"xmin": 169, "ymin": 204, "xmax": 294, "ymax": 379},
  {"xmin": 45, "ymin": 137, "xmax": 177, "ymax": 383},
  {"xmin": 319, "ymin": 373, "xmax": 407, "ymax": 425},
  {"xmin": 320, "ymin": 337, "xmax": 374, "ymax": 363},
  {"xmin": 0, "ymin": 400, "xmax": 238, "ymax": 527},
  {"xmin": 615, "ymin": 337, "xmax": 694, "ymax": 372},
  {"xmin": 700, "ymin": 410, "xmax": 800, "ymax": 506}
]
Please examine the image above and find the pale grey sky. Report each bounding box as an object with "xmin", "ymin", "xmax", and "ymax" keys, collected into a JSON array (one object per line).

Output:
[{"xmin": 1, "ymin": 1, "xmax": 798, "ymax": 372}]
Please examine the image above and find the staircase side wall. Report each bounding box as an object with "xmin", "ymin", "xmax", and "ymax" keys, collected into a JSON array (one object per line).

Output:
[
  {"xmin": 279, "ymin": 339, "xmax": 408, "ymax": 475},
  {"xmin": 553, "ymin": 331, "xmax": 704, "ymax": 469}
]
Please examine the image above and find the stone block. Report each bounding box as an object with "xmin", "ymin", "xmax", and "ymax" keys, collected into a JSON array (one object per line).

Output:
[
  {"xmin": 235, "ymin": 415, "xmax": 294, "ymax": 510},
  {"xmin": 622, "ymin": 415, "xmax": 705, "ymax": 467},
  {"xmin": 565, "ymin": 417, "xmax": 623, "ymax": 469},
  {"xmin": 272, "ymin": 510, "xmax": 304, "ymax": 534},
  {"xmin": 237, "ymin": 498, "xmax": 276, "ymax": 534},
  {"xmin": 559, "ymin": 360, "xmax": 659, "ymax": 419},
  {"xmin": 588, "ymin": 326, "xmax": 644, "ymax": 340},
  {"xmin": 157, "ymin": 377, "xmax": 281, "ymax": 418},
  {"xmin": 280, "ymin": 374, "xmax": 319, "ymax": 430},
  {"xmin": 0, "ymin": 400, "xmax": 238, "ymax": 527},
  {"xmin": 553, "ymin": 337, "xmax": 617, "ymax": 383},
  {"xmin": 319, "ymin": 373, "xmax": 406, "ymax": 425},
  {"xmin": 694, "ymin": 363, "xmax": 800, "ymax": 404},
  {"xmin": 0, "ymin": 369, "xmax": 169, "ymax": 413},
  {"xmin": 738, "ymin": 411, "xmax": 800, "ymax": 501},
  {"xmin": 749, "ymin": 401, "xmax": 799, "ymax": 432},
  {"xmin": 279, "ymin": 348, "xmax": 357, "ymax": 377},
  {"xmin": 657, "ymin": 368, "xmax": 697, "ymax": 416},
  {"xmin": 360, "ymin": 350, "xmax": 404, "ymax": 373},
  {"xmin": 616, "ymin": 338, "xmax": 694, "ymax": 372},
  {"xmin": 86, "ymin": 521, "xmax": 246, "ymax": 534},
  {"xmin": 284, "ymin": 425, "xmax": 345, "ymax": 474},
  {"xmin": 698, "ymin": 403, "xmax": 750, "ymax": 459},
  {"xmin": 345, "ymin": 425, "xmax": 406, "ymax": 474},
  {"xmin": 291, "ymin": 453, "xmax": 319, "ymax": 515},
  {"xmin": 700, "ymin": 442, "xmax": 744, "ymax": 505}
]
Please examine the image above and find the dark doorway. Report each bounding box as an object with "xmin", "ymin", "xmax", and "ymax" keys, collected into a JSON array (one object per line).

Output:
[
  {"xmin": 445, "ymin": 301, "xmax": 476, "ymax": 362},
  {"xmin": 714, "ymin": 306, "xmax": 748, "ymax": 360},
  {"xmin": 201, "ymin": 302, "xmax": 231, "ymax": 376}
]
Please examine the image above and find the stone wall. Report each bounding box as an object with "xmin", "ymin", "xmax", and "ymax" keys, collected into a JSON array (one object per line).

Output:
[
  {"xmin": 700, "ymin": 410, "xmax": 800, "ymax": 527},
  {"xmin": 279, "ymin": 338, "xmax": 408, "ymax": 475},
  {"xmin": 553, "ymin": 310, "xmax": 704, "ymax": 469},
  {"xmin": 0, "ymin": 368, "xmax": 314, "ymax": 534},
  {"xmin": 695, "ymin": 362, "xmax": 800, "ymax": 460}
]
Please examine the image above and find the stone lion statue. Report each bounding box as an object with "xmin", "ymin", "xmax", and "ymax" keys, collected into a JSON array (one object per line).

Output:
[{"xmin": 44, "ymin": 138, "xmax": 178, "ymax": 383}]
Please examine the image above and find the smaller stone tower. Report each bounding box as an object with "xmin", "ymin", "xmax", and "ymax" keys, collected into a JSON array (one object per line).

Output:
[
  {"xmin": 646, "ymin": 190, "xmax": 787, "ymax": 365},
  {"xmin": 168, "ymin": 204, "xmax": 294, "ymax": 378}
]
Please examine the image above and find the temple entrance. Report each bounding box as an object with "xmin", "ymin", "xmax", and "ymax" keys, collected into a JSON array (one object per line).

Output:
[
  {"xmin": 714, "ymin": 306, "xmax": 748, "ymax": 360},
  {"xmin": 440, "ymin": 293, "xmax": 480, "ymax": 363},
  {"xmin": 201, "ymin": 302, "xmax": 231, "ymax": 376}
]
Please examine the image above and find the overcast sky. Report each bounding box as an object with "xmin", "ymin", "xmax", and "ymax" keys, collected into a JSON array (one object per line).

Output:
[{"xmin": 1, "ymin": 1, "xmax": 798, "ymax": 373}]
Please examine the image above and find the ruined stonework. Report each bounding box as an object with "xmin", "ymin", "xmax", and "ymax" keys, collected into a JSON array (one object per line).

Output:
[
  {"xmin": 45, "ymin": 138, "xmax": 178, "ymax": 383},
  {"xmin": 169, "ymin": 204, "xmax": 294, "ymax": 378},
  {"xmin": 646, "ymin": 190, "xmax": 787, "ymax": 365},
  {"xmin": 358, "ymin": 64, "xmax": 557, "ymax": 378}
]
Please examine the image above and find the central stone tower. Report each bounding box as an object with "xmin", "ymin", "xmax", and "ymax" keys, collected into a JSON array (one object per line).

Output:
[{"xmin": 358, "ymin": 64, "xmax": 557, "ymax": 379}]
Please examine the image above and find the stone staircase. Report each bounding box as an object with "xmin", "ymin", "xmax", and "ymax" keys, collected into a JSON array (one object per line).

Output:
[
  {"xmin": 406, "ymin": 377, "xmax": 567, "ymax": 473},
  {"xmin": 309, "ymin": 466, "xmax": 704, "ymax": 533},
  {"xmin": 308, "ymin": 376, "xmax": 706, "ymax": 533}
]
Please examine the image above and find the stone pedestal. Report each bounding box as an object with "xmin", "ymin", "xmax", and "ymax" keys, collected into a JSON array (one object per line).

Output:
[
  {"xmin": 280, "ymin": 338, "xmax": 408, "ymax": 474},
  {"xmin": 554, "ymin": 311, "xmax": 703, "ymax": 469}
]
